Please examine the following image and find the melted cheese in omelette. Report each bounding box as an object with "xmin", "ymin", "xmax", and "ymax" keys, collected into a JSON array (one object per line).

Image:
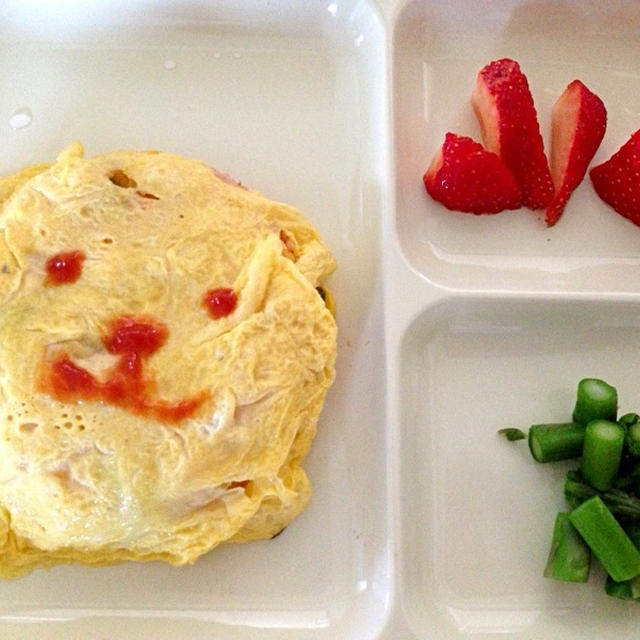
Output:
[{"xmin": 0, "ymin": 143, "xmax": 337, "ymax": 577}]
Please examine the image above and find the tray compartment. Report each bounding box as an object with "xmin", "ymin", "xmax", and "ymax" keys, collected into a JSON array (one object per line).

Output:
[
  {"xmin": 0, "ymin": 1, "xmax": 389, "ymax": 638},
  {"xmin": 396, "ymin": 295, "xmax": 640, "ymax": 638},
  {"xmin": 393, "ymin": 0, "xmax": 640, "ymax": 293}
]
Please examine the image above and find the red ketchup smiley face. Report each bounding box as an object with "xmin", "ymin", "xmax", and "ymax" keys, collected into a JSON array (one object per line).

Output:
[{"xmin": 39, "ymin": 246, "xmax": 239, "ymax": 423}]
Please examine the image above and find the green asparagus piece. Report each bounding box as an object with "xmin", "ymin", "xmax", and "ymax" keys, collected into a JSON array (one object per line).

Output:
[
  {"xmin": 626, "ymin": 420, "xmax": 640, "ymax": 457},
  {"xmin": 564, "ymin": 470, "xmax": 598, "ymax": 509},
  {"xmin": 528, "ymin": 423, "xmax": 585, "ymax": 463},
  {"xmin": 619, "ymin": 412, "xmax": 640, "ymax": 430},
  {"xmin": 580, "ymin": 420, "xmax": 625, "ymax": 491},
  {"xmin": 569, "ymin": 496, "xmax": 640, "ymax": 582},
  {"xmin": 497, "ymin": 428, "xmax": 526, "ymax": 441},
  {"xmin": 625, "ymin": 575, "xmax": 640, "ymax": 599},
  {"xmin": 602, "ymin": 489, "xmax": 640, "ymax": 522},
  {"xmin": 564, "ymin": 470, "xmax": 640, "ymax": 522},
  {"xmin": 604, "ymin": 576, "xmax": 638, "ymax": 600},
  {"xmin": 543, "ymin": 512, "xmax": 590, "ymax": 582},
  {"xmin": 572, "ymin": 378, "xmax": 617, "ymax": 425},
  {"xmin": 607, "ymin": 518, "xmax": 640, "ymax": 600}
]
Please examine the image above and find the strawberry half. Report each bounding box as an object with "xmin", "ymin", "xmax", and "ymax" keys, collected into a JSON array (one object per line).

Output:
[
  {"xmin": 545, "ymin": 80, "xmax": 607, "ymax": 226},
  {"xmin": 471, "ymin": 58, "xmax": 554, "ymax": 210},
  {"xmin": 590, "ymin": 129, "xmax": 640, "ymax": 226},
  {"xmin": 423, "ymin": 132, "xmax": 522, "ymax": 214}
]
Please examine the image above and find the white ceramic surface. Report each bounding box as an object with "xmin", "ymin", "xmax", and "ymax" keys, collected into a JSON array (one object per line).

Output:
[{"xmin": 3, "ymin": 0, "xmax": 640, "ymax": 638}]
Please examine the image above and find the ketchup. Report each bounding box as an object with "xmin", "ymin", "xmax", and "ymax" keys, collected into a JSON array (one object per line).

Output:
[
  {"xmin": 203, "ymin": 287, "xmax": 237, "ymax": 319},
  {"xmin": 41, "ymin": 316, "xmax": 205, "ymax": 423},
  {"xmin": 44, "ymin": 250, "xmax": 85, "ymax": 286},
  {"xmin": 103, "ymin": 317, "xmax": 168, "ymax": 357}
]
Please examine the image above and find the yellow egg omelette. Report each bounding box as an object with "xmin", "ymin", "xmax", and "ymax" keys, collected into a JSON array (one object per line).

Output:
[{"xmin": 0, "ymin": 142, "xmax": 337, "ymax": 578}]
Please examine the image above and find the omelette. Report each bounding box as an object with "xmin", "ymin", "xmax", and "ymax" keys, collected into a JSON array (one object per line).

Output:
[{"xmin": 0, "ymin": 142, "xmax": 337, "ymax": 578}]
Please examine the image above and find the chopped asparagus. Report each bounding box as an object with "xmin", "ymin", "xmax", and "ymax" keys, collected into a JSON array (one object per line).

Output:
[
  {"xmin": 528, "ymin": 422, "xmax": 585, "ymax": 463},
  {"xmin": 564, "ymin": 470, "xmax": 640, "ymax": 522},
  {"xmin": 564, "ymin": 470, "xmax": 598, "ymax": 509},
  {"xmin": 580, "ymin": 419, "xmax": 625, "ymax": 491},
  {"xmin": 619, "ymin": 412, "xmax": 640, "ymax": 431},
  {"xmin": 497, "ymin": 377, "xmax": 640, "ymax": 595},
  {"xmin": 602, "ymin": 489, "xmax": 640, "ymax": 523},
  {"xmin": 605, "ymin": 576, "xmax": 637, "ymax": 600},
  {"xmin": 626, "ymin": 420, "xmax": 640, "ymax": 457},
  {"xmin": 569, "ymin": 496, "xmax": 640, "ymax": 582},
  {"xmin": 572, "ymin": 378, "xmax": 618, "ymax": 425},
  {"xmin": 543, "ymin": 512, "xmax": 590, "ymax": 582}
]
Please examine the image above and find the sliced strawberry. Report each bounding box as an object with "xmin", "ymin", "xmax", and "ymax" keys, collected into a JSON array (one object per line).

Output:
[
  {"xmin": 423, "ymin": 132, "xmax": 522, "ymax": 214},
  {"xmin": 590, "ymin": 130, "xmax": 640, "ymax": 226},
  {"xmin": 471, "ymin": 58, "xmax": 554, "ymax": 210},
  {"xmin": 545, "ymin": 80, "xmax": 607, "ymax": 226}
]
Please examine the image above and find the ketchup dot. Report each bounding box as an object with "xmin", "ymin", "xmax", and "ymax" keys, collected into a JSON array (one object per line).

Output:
[
  {"xmin": 103, "ymin": 317, "xmax": 168, "ymax": 356},
  {"xmin": 203, "ymin": 287, "xmax": 237, "ymax": 319},
  {"xmin": 44, "ymin": 251, "xmax": 85, "ymax": 286}
]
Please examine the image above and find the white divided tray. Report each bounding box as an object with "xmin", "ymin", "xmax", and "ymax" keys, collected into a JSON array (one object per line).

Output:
[{"xmin": 2, "ymin": 0, "xmax": 640, "ymax": 638}]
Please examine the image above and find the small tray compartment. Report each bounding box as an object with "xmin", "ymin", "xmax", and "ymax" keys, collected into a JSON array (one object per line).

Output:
[
  {"xmin": 396, "ymin": 296, "xmax": 640, "ymax": 638},
  {"xmin": 392, "ymin": 0, "xmax": 640, "ymax": 293}
]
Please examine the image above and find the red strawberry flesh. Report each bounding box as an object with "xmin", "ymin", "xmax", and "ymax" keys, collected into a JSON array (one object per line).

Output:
[
  {"xmin": 423, "ymin": 132, "xmax": 522, "ymax": 214},
  {"xmin": 545, "ymin": 80, "xmax": 606, "ymax": 226},
  {"xmin": 590, "ymin": 130, "xmax": 640, "ymax": 226},
  {"xmin": 472, "ymin": 58, "xmax": 554, "ymax": 210}
]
